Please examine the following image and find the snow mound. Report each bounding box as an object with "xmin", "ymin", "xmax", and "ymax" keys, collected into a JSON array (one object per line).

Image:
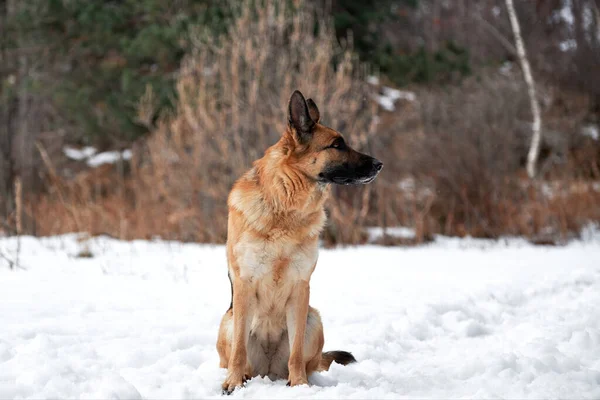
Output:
[{"xmin": 1, "ymin": 233, "xmax": 600, "ymax": 398}]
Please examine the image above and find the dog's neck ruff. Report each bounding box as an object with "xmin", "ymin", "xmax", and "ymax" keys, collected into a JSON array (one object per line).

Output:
[
  {"xmin": 254, "ymin": 141, "xmax": 327, "ymax": 210},
  {"xmin": 228, "ymin": 152, "xmax": 328, "ymax": 239}
]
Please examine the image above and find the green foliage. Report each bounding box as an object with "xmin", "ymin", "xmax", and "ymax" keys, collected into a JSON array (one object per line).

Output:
[
  {"xmin": 375, "ymin": 41, "xmax": 471, "ymax": 85},
  {"xmin": 10, "ymin": 0, "xmax": 231, "ymax": 146},
  {"xmin": 330, "ymin": 0, "xmax": 471, "ymax": 86},
  {"xmin": 331, "ymin": 0, "xmax": 396, "ymax": 60},
  {"xmin": 5, "ymin": 0, "xmax": 474, "ymax": 147}
]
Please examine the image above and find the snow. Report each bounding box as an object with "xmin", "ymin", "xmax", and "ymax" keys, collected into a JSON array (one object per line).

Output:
[
  {"xmin": 499, "ymin": 61, "xmax": 513, "ymax": 76},
  {"xmin": 582, "ymin": 124, "xmax": 599, "ymax": 141},
  {"xmin": 87, "ymin": 149, "xmax": 132, "ymax": 167},
  {"xmin": 582, "ymin": 4, "xmax": 594, "ymax": 32},
  {"xmin": 553, "ymin": 0, "xmax": 574, "ymax": 26},
  {"xmin": 552, "ymin": 0, "xmax": 600, "ymax": 52},
  {"xmin": 63, "ymin": 146, "xmax": 97, "ymax": 161},
  {"xmin": 559, "ymin": 5, "xmax": 574, "ymax": 25},
  {"xmin": 559, "ymin": 39, "xmax": 577, "ymax": 51},
  {"xmin": 373, "ymin": 87, "xmax": 416, "ymax": 111},
  {"xmin": 1, "ymin": 232, "xmax": 600, "ymax": 399},
  {"xmin": 367, "ymin": 226, "xmax": 416, "ymax": 242},
  {"xmin": 396, "ymin": 177, "xmax": 435, "ymax": 201},
  {"xmin": 63, "ymin": 147, "xmax": 132, "ymax": 167},
  {"xmin": 384, "ymin": 87, "xmax": 416, "ymax": 103},
  {"xmin": 397, "ymin": 177, "xmax": 417, "ymax": 192},
  {"xmin": 374, "ymin": 95, "xmax": 396, "ymax": 112},
  {"xmin": 367, "ymin": 76, "xmax": 380, "ymax": 86}
]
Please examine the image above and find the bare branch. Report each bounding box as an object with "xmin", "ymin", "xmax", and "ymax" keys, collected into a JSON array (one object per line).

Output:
[
  {"xmin": 473, "ymin": 13, "xmax": 517, "ymax": 56},
  {"xmin": 0, "ymin": 247, "xmax": 14, "ymax": 269}
]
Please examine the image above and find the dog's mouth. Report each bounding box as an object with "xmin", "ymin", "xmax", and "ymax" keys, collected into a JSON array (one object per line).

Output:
[{"xmin": 329, "ymin": 173, "xmax": 379, "ymax": 185}]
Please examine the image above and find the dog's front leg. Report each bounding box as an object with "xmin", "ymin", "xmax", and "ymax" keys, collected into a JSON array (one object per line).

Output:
[
  {"xmin": 222, "ymin": 278, "xmax": 250, "ymax": 394},
  {"xmin": 286, "ymin": 280, "xmax": 310, "ymax": 386}
]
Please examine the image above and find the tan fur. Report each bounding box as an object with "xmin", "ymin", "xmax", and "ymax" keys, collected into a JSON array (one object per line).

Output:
[{"xmin": 217, "ymin": 91, "xmax": 379, "ymax": 393}]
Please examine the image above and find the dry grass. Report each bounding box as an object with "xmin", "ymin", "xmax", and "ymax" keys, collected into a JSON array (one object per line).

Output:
[
  {"xmin": 30, "ymin": 0, "xmax": 379, "ymax": 243},
  {"xmin": 23, "ymin": 2, "xmax": 600, "ymax": 245}
]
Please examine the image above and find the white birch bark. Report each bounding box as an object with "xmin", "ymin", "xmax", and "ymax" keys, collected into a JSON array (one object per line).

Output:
[{"xmin": 505, "ymin": 0, "xmax": 542, "ymax": 178}]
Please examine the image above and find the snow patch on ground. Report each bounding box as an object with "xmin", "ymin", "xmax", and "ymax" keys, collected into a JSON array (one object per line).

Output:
[
  {"xmin": 553, "ymin": 0, "xmax": 574, "ymax": 26},
  {"xmin": 559, "ymin": 39, "xmax": 577, "ymax": 51},
  {"xmin": 499, "ymin": 61, "xmax": 514, "ymax": 75},
  {"xmin": 63, "ymin": 147, "xmax": 132, "ymax": 167},
  {"xmin": 373, "ymin": 87, "xmax": 416, "ymax": 111},
  {"xmin": 367, "ymin": 75, "xmax": 379, "ymax": 86},
  {"xmin": 1, "ymin": 233, "xmax": 600, "ymax": 399},
  {"xmin": 582, "ymin": 124, "xmax": 599, "ymax": 141},
  {"xmin": 367, "ymin": 226, "xmax": 416, "ymax": 242},
  {"xmin": 63, "ymin": 146, "xmax": 97, "ymax": 161},
  {"xmin": 87, "ymin": 149, "xmax": 132, "ymax": 167}
]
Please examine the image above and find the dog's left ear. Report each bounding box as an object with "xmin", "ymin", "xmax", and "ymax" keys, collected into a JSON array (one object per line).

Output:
[
  {"xmin": 306, "ymin": 98, "xmax": 320, "ymax": 124},
  {"xmin": 288, "ymin": 90, "xmax": 315, "ymax": 143}
]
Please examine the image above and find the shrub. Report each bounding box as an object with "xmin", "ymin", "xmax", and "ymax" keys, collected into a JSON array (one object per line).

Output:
[
  {"xmin": 32, "ymin": 0, "xmax": 379, "ymax": 243},
  {"xmin": 134, "ymin": 0, "xmax": 378, "ymax": 242},
  {"xmin": 28, "ymin": 4, "xmax": 600, "ymax": 245}
]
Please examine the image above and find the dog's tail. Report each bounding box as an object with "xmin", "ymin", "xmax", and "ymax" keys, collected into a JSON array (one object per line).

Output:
[{"xmin": 318, "ymin": 351, "xmax": 357, "ymax": 371}]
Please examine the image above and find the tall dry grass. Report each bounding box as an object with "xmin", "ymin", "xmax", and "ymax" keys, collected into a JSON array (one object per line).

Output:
[
  {"xmin": 131, "ymin": 0, "xmax": 382, "ymax": 243},
  {"xmin": 26, "ymin": 1, "xmax": 600, "ymax": 245},
  {"xmin": 31, "ymin": 0, "xmax": 380, "ymax": 243}
]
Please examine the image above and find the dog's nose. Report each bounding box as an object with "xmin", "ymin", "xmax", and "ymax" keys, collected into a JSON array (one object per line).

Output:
[{"xmin": 373, "ymin": 160, "xmax": 383, "ymax": 172}]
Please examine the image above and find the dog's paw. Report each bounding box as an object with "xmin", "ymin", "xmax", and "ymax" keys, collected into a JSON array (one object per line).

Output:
[
  {"xmin": 221, "ymin": 373, "xmax": 247, "ymax": 395},
  {"xmin": 286, "ymin": 375, "xmax": 309, "ymax": 387}
]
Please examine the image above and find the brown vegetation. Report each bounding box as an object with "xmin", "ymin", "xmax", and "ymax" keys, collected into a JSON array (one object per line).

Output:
[{"xmin": 22, "ymin": 0, "xmax": 600, "ymax": 245}]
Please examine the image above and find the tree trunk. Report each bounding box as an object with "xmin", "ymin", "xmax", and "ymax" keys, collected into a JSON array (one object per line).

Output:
[
  {"xmin": 0, "ymin": 0, "xmax": 16, "ymax": 225},
  {"xmin": 0, "ymin": 0, "xmax": 41, "ymax": 234},
  {"xmin": 505, "ymin": 0, "xmax": 542, "ymax": 178}
]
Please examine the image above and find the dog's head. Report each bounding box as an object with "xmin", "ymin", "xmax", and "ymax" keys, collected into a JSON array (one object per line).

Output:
[{"xmin": 284, "ymin": 90, "xmax": 383, "ymax": 185}]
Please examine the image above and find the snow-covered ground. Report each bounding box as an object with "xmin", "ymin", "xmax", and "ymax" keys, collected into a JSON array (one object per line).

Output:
[{"xmin": 1, "ymin": 231, "xmax": 600, "ymax": 399}]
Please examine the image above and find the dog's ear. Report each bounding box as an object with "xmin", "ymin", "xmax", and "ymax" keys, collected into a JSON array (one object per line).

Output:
[
  {"xmin": 288, "ymin": 90, "xmax": 315, "ymax": 143},
  {"xmin": 306, "ymin": 98, "xmax": 320, "ymax": 124}
]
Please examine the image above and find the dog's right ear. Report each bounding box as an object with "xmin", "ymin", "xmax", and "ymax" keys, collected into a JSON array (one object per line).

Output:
[
  {"xmin": 306, "ymin": 98, "xmax": 320, "ymax": 124},
  {"xmin": 288, "ymin": 90, "xmax": 315, "ymax": 143}
]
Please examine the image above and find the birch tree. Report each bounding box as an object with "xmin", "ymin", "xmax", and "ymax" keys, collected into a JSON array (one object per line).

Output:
[{"xmin": 505, "ymin": 0, "xmax": 542, "ymax": 178}]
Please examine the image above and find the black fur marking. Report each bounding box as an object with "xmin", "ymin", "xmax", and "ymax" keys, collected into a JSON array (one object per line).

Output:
[
  {"xmin": 324, "ymin": 350, "xmax": 357, "ymax": 365},
  {"xmin": 319, "ymin": 153, "xmax": 382, "ymax": 185},
  {"xmin": 227, "ymin": 271, "xmax": 233, "ymax": 311}
]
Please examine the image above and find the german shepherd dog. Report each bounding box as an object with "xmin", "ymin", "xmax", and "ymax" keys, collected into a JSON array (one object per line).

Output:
[{"xmin": 217, "ymin": 90, "xmax": 383, "ymax": 393}]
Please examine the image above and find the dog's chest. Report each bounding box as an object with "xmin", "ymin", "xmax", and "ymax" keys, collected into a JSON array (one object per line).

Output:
[{"xmin": 233, "ymin": 233, "xmax": 318, "ymax": 283}]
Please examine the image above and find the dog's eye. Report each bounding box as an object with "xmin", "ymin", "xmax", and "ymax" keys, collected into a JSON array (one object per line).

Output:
[{"xmin": 328, "ymin": 138, "xmax": 345, "ymax": 150}]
